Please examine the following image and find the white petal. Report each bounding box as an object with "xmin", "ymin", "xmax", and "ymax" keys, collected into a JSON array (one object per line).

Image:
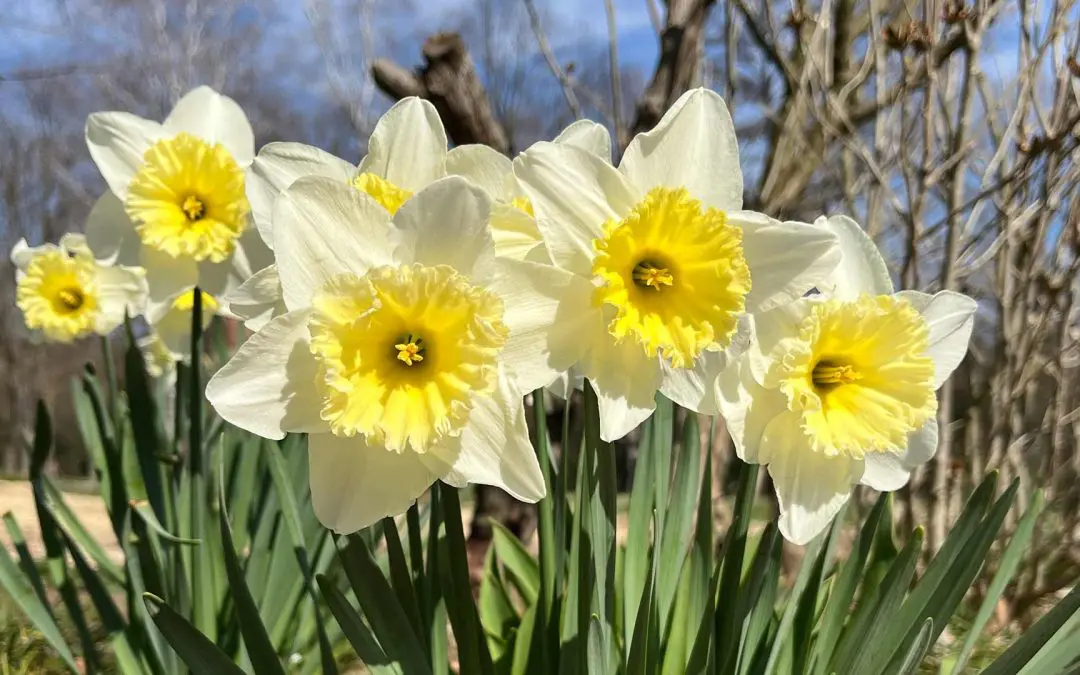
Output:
[
  {"xmin": 763, "ymin": 410, "xmax": 861, "ymax": 545},
  {"xmin": 895, "ymin": 290, "xmax": 978, "ymax": 388},
  {"xmin": 619, "ymin": 88, "xmax": 742, "ymax": 211},
  {"xmin": 859, "ymin": 453, "xmax": 911, "ymax": 491},
  {"xmin": 85, "ymin": 112, "xmax": 163, "ymax": 199},
  {"xmin": 224, "ymin": 264, "xmax": 285, "ymax": 331},
  {"xmin": 205, "ymin": 310, "xmax": 326, "ymax": 440},
  {"xmin": 745, "ymin": 300, "xmax": 816, "ymax": 386},
  {"xmin": 59, "ymin": 233, "xmax": 91, "ymax": 257},
  {"xmin": 732, "ymin": 211, "xmax": 841, "ymax": 313},
  {"xmin": 141, "ymin": 246, "xmax": 199, "ymax": 305},
  {"xmin": 905, "ymin": 418, "xmax": 939, "ymax": 467},
  {"xmin": 446, "ymin": 145, "xmax": 512, "ymax": 198},
  {"xmin": 247, "ymin": 142, "xmax": 357, "ymax": 249},
  {"xmin": 148, "ymin": 290, "xmax": 214, "ymax": 356},
  {"xmin": 820, "ymin": 215, "xmax": 893, "ymax": 300},
  {"xmin": 94, "ymin": 265, "xmax": 147, "ymax": 333},
  {"xmin": 424, "ymin": 365, "xmax": 546, "ymax": 502},
  {"xmin": 163, "ymin": 86, "xmax": 254, "ymax": 166},
  {"xmin": 392, "ymin": 177, "xmax": 495, "ymax": 282},
  {"xmin": 714, "ymin": 356, "xmax": 787, "ymax": 464},
  {"xmin": 86, "ymin": 192, "xmax": 142, "ymax": 267},
  {"xmin": 274, "ymin": 176, "xmax": 394, "ymax": 310},
  {"xmin": 514, "ymin": 142, "xmax": 640, "ymax": 276},
  {"xmin": 196, "ymin": 256, "xmax": 247, "ymax": 301},
  {"xmin": 661, "ymin": 317, "xmax": 752, "ymax": 414},
  {"xmin": 490, "ymin": 203, "xmax": 547, "ymax": 262},
  {"xmin": 491, "ymin": 258, "xmax": 599, "ymax": 393},
  {"xmin": 553, "ymin": 119, "xmax": 612, "ymax": 162},
  {"xmin": 308, "ymin": 433, "xmax": 440, "ymax": 534},
  {"xmin": 358, "ymin": 97, "xmax": 447, "ymax": 191},
  {"xmin": 10, "ymin": 239, "xmax": 50, "ymax": 271},
  {"xmin": 546, "ymin": 366, "xmax": 585, "ymax": 399},
  {"xmin": 583, "ymin": 333, "xmax": 663, "ymax": 442}
]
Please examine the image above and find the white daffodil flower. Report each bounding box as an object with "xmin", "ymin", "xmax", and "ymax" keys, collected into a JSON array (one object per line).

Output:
[
  {"xmin": 146, "ymin": 288, "xmax": 219, "ymax": 361},
  {"xmin": 717, "ymin": 215, "xmax": 978, "ymax": 544},
  {"xmin": 12, "ymin": 233, "xmax": 146, "ymax": 343},
  {"xmin": 84, "ymin": 86, "xmax": 272, "ymax": 317},
  {"xmin": 206, "ymin": 175, "xmax": 569, "ymax": 533},
  {"xmin": 512, "ymin": 88, "xmax": 841, "ymax": 441}
]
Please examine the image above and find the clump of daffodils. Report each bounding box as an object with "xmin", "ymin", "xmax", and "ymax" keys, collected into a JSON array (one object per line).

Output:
[{"xmin": 11, "ymin": 86, "xmax": 977, "ymax": 545}]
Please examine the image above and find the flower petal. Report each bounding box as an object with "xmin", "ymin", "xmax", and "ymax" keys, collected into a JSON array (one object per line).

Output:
[
  {"xmin": 94, "ymin": 265, "xmax": 147, "ymax": 333},
  {"xmin": 583, "ymin": 334, "xmax": 663, "ymax": 442},
  {"xmin": 273, "ymin": 176, "xmax": 394, "ymax": 310},
  {"xmin": 491, "ymin": 258, "xmax": 599, "ymax": 393},
  {"xmin": 141, "ymin": 246, "xmax": 199, "ymax": 304},
  {"xmin": 714, "ymin": 356, "xmax": 787, "ymax": 464},
  {"xmin": 10, "ymin": 239, "xmax": 50, "ymax": 272},
  {"xmin": 446, "ymin": 145, "xmax": 512, "ymax": 198},
  {"xmin": 763, "ymin": 410, "xmax": 861, "ymax": 545},
  {"xmin": 248, "ymin": 142, "xmax": 357, "ymax": 248},
  {"xmin": 619, "ymin": 88, "xmax": 741, "ymax": 211},
  {"xmin": 424, "ymin": 365, "xmax": 546, "ymax": 502},
  {"xmin": 732, "ymin": 211, "xmax": 841, "ymax": 313},
  {"xmin": 205, "ymin": 309, "xmax": 326, "ymax": 440},
  {"xmin": 85, "ymin": 112, "xmax": 163, "ymax": 198},
  {"xmin": 554, "ymin": 119, "xmax": 612, "ymax": 162},
  {"xmin": 308, "ymin": 433, "xmax": 440, "ymax": 534},
  {"xmin": 163, "ymin": 86, "xmax": 255, "ymax": 166},
  {"xmin": 905, "ymin": 417, "xmax": 939, "ymax": 466},
  {"xmin": 820, "ymin": 215, "xmax": 893, "ymax": 300},
  {"xmin": 661, "ymin": 317, "xmax": 752, "ymax": 414},
  {"xmin": 392, "ymin": 177, "xmax": 495, "ymax": 283},
  {"xmin": 895, "ymin": 290, "xmax": 977, "ymax": 388},
  {"xmin": 358, "ymin": 97, "xmax": 447, "ymax": 191},
  {"xmin": 490, "ymin": 203, "xmax": 547, "ymax": 262},
  {"xmin": 514, "ymin": 142, "xmax": 640, "ymax": 276},
  {"xmin": 86, "ymin": 192, "xmax": 142, "ymax": 267},
  {"xmin": 745, "ymin": 300, "xmax": 816, "ymax": 386},
  {"xmin": 224, "ymin": 264, "xmax": 285, "ymax": 331},
  {"xmin": 859, "ymin": 453, "xmax": 911, "ymax": 491}
]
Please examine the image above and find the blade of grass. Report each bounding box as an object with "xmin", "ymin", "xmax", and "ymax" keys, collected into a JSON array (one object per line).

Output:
[{"xmin": 145, "ymin": 593, "xmax": 246, "ymax": 674}]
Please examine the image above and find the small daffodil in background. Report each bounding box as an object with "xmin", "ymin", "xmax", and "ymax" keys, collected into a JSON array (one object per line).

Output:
[
  {"xmin": 12, "ymin": 233, "xmax": 146, "ymax": 343},
  {"xmin": 146, "ymin": 288, "xmax": 220, "ymax": 361},
  {"xmin": 717, "ymin": 215, "xmax": 978, "ymax": 544},
  {"xmin": 83, "ymin": 86, "xmax": 271, "ymax": 314},
  {"xmin": 206, "ymin": 175, "xmax": 572, "ymax": 533},
  {"xmin": 513, "ymin": 88, "xmax": 841, "ymax": 441}
]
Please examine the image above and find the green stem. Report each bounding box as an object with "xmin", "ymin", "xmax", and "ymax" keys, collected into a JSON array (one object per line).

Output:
[
  {"xmin": 100, "ymin": 335, "xmax": 119, "ymax": 431},
  {"xmin": 439, "ymin": 483, "xmax": 493, "ymax": 675},
  {"xmin": 187, "ymin": 288, "xmax": 213, "ymax": 638}
]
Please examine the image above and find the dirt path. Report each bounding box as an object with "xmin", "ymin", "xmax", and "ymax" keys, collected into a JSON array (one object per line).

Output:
[{"xmin": 0, "ymin": 480, "xmax": 123, "ymax": 565}]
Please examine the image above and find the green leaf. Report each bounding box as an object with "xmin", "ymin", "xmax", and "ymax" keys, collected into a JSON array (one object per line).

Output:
[
  {"xmin": 339, "ymin": 533, "xmax": 434, "ymax": 675},
  {"xmin": 318, "ymin": 575, "xmax": 403, "ymax": 675},
  {"xmin": 588, "ymin": 615, "xmax": 613, "ymax": 675},
  {"xmin": 510, "ymin": 601, "xmax": 539, "ymax": 675},
  {"xmin": 124, "ymin": 326, "xmax": 168, "ymax": 521},
  {"xmin": 896, "ymin": 618, "xmax": 934, "ymax": 675},
  {"xmin": 437, "ymin": 484, "xmax": 494, "ymax": 675},
  {"xmin": 583, "ymin": 382, "xmax": 617, "ymax": 673},
  {"xmin": 627, "ymin": 517, "xmax": 660, "ymax": 675},
  {"xmin": 131, "ymin": 498, "xmax": 201, "ymax": 545},
  {"xmin": 384, "ymin": 516, "xmax": 426, "ymax": 645},
  {"xmin": 715, "ymin": 459, "xmax": 760, "ymax": 666},
  {"xmin": 0, "ymin": 531, "xmax": 78, "ymax": 672},
  {"xmin": 479, "ymin": 545, "xmax": 519, "ymax": 658},
  {"xmin": 981, "ymin": 566, "xmax": 1080, "ymax": 674},
  {"xmin": 145, "ymin": 593, "xmax": 246, "ymax": 674},
  {"xmin": 736, "ymin": 524, "xmax": 781, "ymax": 675},
  {"xmin": 219, "ymin": 494, "xmax": 286, "ymax": 675},
  {"xmin": 836, "ymin": 527, "xmax": 925, "ymax": 675},
  {"xmin": 811, "ymin": 491, "xmax": 890, "ymax": 675},
  {"xmin": 491, "ymin": 520, "xmax": 541, "ymax": 607},
  {"xmin": 656, "ymin": 412, "xmax": 702, "ymax": 635}
]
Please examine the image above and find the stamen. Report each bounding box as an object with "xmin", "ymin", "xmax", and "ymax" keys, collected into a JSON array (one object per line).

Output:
[
  {"xmin": 182, "ymin": 195, "xmax": 205, "ymax": 221},
  {"xmin": 812, "ymin": 361, "xmax": 862, "ymax": 389},
  {"xmin": 632, "ymin": 260, "xmax": 674, "ymax": 290},
  {"xmin": 394, "ymin": 336, "xmax": 425, "ymax": 366},
  {"xmin": 57, "ymin": 288, "xmax": 84, "ymax": 311}
]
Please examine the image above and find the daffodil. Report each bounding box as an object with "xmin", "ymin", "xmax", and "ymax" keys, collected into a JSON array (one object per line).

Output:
[
  {"xmin": 12, "ymin": 233, "xmax": 146, "ymax": 343},
  {"xmin": 717, "ymin": 215, "xmax": 977, "ymax": 544},
  {"xmin": 512, "ymin": 88, "xmax": 841, "ymax": 441},
  {"xmin": 206, "ymin": 176, "xmax": 568, "ymax": 533},
  {"xmin": 146, "ymin": 288, "xmax": 220, "ymax": 361},
  {"xmin": 84, "ymin": 86, "xmax": 272, "ymax": 315}
]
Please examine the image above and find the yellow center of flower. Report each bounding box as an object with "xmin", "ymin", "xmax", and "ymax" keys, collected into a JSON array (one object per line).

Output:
[
  {"xmin": 592, "ymin": 187, "xmax": 751, "ymax": 368},
  {"xmin": 125, "ymin": 133, "xmax": 249, "ymax": 263},
  {"xmin": 351, "ymin": 173, "xmax": 413, "ymax": 215},
  {"xmin": 309, "ymin": 264, "xmax": 508, "ymax": 453},
  {"xmin": 16, "ymin": 250, "xmax": 100, "ymax": 342},
  {"xmin": 769, "ymin": 295, "xmax": 937, "ymax": 458},
  {"xmin": 510, "ymin": 196, "xmax": 535, "ymax": 217}
]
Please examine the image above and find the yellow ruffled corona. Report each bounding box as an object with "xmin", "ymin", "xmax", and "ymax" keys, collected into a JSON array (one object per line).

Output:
[
  {"xmin": 308, "ymin": 264, "xmax": 508, "ymax": 453},
  {"xmin": 125, "ymin": 133, "xmax": 249, "ymax": 263},
  {"xmin": 592, "ymin": 187, "xmax": 751, "ymax": 368},
  {"xmin": 351, "ymin": 172, "xmax": 413, "ymax": 215},
  {"xmin": 768, "ymin": 294, "xmax": 937, "ymax": 457},
  {"xmin": 16, "ymin": 250, "xmax": 100, "ymax": 342}
]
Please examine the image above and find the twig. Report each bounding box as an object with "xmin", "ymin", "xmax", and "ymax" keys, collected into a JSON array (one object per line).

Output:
[{"xmin": 521, "ymin": 0, "xmax": 582, "ymax": 119}]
